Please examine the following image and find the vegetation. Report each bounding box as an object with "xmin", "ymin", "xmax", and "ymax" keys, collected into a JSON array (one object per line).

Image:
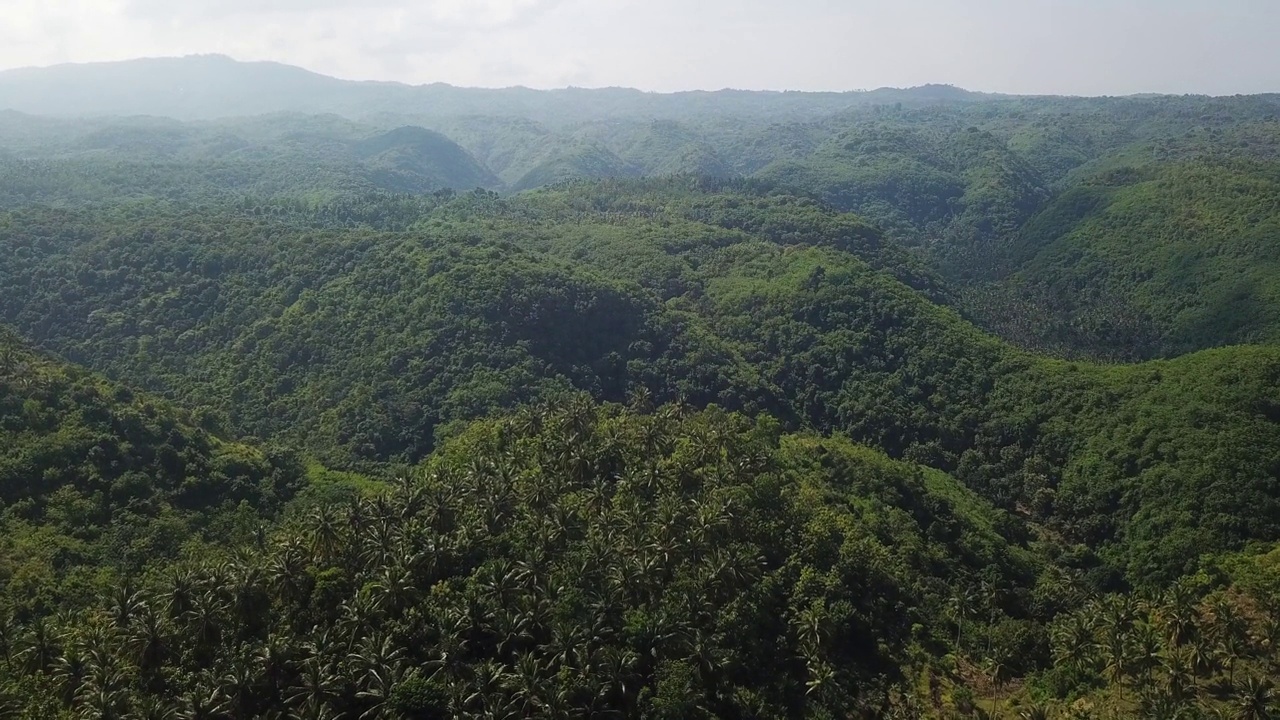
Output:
[
  {"xmin": 0, "ymin": 328, "xmax": 304, "ymax": 619},
  {"xmin": 0, "ymin": 399, "xmax": 1045, "ymax": 719},
  {"xmin": 980, "ymin": 157, "xmax": 1280, "ymax": 358},
  {"xmin": 0, "ymin": 61, "xmax": 1278, "ymax": 716}
]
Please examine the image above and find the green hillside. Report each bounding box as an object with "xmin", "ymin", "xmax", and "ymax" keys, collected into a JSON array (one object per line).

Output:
[
  {"xmin": 0, "ymin": 399, "xmax": 1037, "ymax": 719},
  {"xmin": 755, "ymin": 120, "xmax": 1052, "ymax": 280},
  {"xmin": 980, "ymin": 158, "xmax": 1280, "ymax": 358},
  {"xmin": 0, "ymin": 328, "xmax": 304, "ymax": 617},
  {"xmin": 0, "ymin": 181, "xmax": 1276, "ymax": 590},
  {"xmin": 0, "ymin": 113, "xmax": 496, "ymax": 207},
  {"xmin": 5, "ymin": 94, "xmax": 1279, "ymax": 363},
  {"xmin": 510, "ymin": 142, "xmax": 641, "ymax": 191},
  {"xmin": 1, "ymin": 67, "xmax": 1280, "ymax": 717},
  {"xmin": 354, "ymin": 126, "xmax": 499, "ymax": 192}
]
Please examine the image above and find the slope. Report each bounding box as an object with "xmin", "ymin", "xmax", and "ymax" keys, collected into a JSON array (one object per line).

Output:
[
  {"xmin": 0, "ymin": 326, "xmax": 304, "ymax": 617},
  {"xmin": 0, "ymin": 115, "xmax": 498, "ymax": 206},
  {"xmin": 979, "ymin": 154, "xmax": 1280, "ymax": 359},
  {"xmin": 0, "ymin": 55, "xmax": 979, "ymax": 124},
  {"xmin": 510, "ymin": 141, "xmax": 641, "ymax": 191},
  {"xmin": 0, "ymin": 399, "xmax": 1036, "ymax": 718},
  {"xmin": 355, "ymin": 126, "xmax": 500, "ymax": 192},
  {"xmin": 0, "ymin": 180, "xmax": 1277, "ymax": 589},
  {"xmin": 755, "ymin": 119, "xmax": 1051, "ymax": 279}
]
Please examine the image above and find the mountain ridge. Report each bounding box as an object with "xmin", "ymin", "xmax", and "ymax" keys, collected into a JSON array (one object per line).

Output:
[
  {"xmin": 0, "ymin": 53, "xmax": 985, "ymax": 95},
  {"xmin": 0, "ymin": 55, "xmax": 1007, "ymax": 123}
]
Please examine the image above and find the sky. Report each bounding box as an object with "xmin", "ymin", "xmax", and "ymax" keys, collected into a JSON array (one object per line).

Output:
[{"xmin": 0, "ymin": 0, "xmax": 1277, "ymax": 95}]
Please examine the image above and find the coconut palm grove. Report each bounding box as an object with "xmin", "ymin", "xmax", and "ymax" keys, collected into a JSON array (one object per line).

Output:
[{"xmin": 0, "ymin": 55, "xmax": 1279, "ymax": 718}]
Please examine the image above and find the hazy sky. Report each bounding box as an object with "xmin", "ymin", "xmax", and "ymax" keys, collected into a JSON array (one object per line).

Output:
[{"xmin": 1, "ymin": 0, "xmax": 1276, "ymax": 94}]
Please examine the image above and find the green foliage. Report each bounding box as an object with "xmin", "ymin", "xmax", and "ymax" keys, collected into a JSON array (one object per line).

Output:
[
  {"xmin": 985, "ymin": 157, "xmax": 1280, "ymax": 358},
  {"xmin": 0, "ymin": 180, "xmax": 1276, "ymax": 589},
  {"xmin": 0, "ymin": 399, "xmax": 1031, "ymax": 718},
  {"xmin": 0, "ymin": 329, "xmax": 303, "ymax": 618},
  {"xmin": 2, "ymin": 78, "xmax": 1280, "ymax": 717},
  {"xmin": 6, "ymin": 88, "xmax": 1280, "ymax": 360},
  {"xmin": 1024, "ymin": 556, "xmax": 1280, "ymax": 719},
  {"xmin": 757, "ymin": 120, "xmax": 1050, "ymax": 280}
]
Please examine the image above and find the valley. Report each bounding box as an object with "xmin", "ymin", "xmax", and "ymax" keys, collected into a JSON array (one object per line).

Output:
[{"xmin": 0, "ymin": 56, "xmax": 1277, "ymax": 718}]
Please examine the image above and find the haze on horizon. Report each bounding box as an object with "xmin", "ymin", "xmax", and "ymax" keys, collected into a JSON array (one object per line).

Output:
[{"xmin": 1, "ymin": 0, "xmax": 1276, "ymax": 96}]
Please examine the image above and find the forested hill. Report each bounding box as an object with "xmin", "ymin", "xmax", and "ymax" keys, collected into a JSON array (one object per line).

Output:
[
  {"xmin": 0, "ymin": 327, "xmax": 304, "ymax": 614},
  {"xmin": 2, "ymin": 59, "xmax": 1280, "ymax": 717},
  {"xmin": 0, "ymin": 392, "xmax": 1046, "ymax": 718},
  {"xmin": 3, "ymin": 65, "xmax": 1280, "ymax": 357},
  {"xmin": 1, "ymin": 180, "xmax": 1278, "ymax": 591},
  {"xmin": 0, "ymin": 55, "xmax": 987, "ymax": 123}
]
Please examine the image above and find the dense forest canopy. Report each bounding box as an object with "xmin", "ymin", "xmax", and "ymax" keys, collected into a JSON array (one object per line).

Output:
[{"xmin": 0, "ymin": 56, "xmax": 1278, "ymax": 718}]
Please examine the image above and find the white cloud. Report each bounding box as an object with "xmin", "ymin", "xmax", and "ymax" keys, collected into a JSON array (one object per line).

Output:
[
  {"xmin": 0, "ymin": 0, "xmax": 1276, "ymax": 94},
  {"xmin": 122, "ymin": 0, "xmax": 562, "ymax": 29}
]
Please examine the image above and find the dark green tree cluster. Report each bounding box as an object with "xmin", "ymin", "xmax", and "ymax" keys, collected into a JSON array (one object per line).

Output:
[
  {"xmin": 1, "ymin": 181, "xmax": 1277, "ymax": 590},
  {"xmin": 1032, "ymin": 553, "xmax": 1280, "ymax": 719},
  {"xmin": 2, "ymin": 86, "xmax": 1280, "ymax": 717},
  {"xmin": 0, "ymin": 328, "xmax": 304, "ymax": 620},
  {"xmin": 0, "ymin": 400, "xmax": 1034, "ymax": 719}
]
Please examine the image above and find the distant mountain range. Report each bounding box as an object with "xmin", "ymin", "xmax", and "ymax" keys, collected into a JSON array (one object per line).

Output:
[{"xmin": 0, "ymin": 54, "xmax": 996, "ymax": 123}]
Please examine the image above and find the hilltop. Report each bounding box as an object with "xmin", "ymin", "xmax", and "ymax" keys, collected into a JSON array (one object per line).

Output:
[{"xmin": 0, "ymin": 54, "xmax": 991, "ymax": 122}]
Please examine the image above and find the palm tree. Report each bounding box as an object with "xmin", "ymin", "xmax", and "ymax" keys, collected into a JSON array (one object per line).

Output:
[
  {"xmin": 307, "ymin": 505, "xmax": 346, "ymax": 567},
  {"xmin": 76, "ymin": 663, "xmax": 131, "ymax": 720},
  {"xmin": 255, "ymin": 633, "xmax": 299, "ymax": 706},
  {"xmin": 128, "ymin": 603, "xmax": 172, "ymax": 687},
  {"xmin": 503, "ymin": 652, "xmax": 549, "ymax": 717},
  {"xmin": 1259, "ymin": 613, "xmax": 1280, "ymax": 663},
  {"xmin": 130, "ymin": 694, "xmax": 180, "ymax": 720},
  {"xmin": 947, "ymin": 585, "xmax": 978, "ymax": 653},
  {"xmin": 388, "ymin": 473, "xmax": 427, "ymax": 521},
  {"xmin": 164, "ymin": 567, "xmax": 199, "ymax": 623},
  {"xmin": 109, "ymin": 582, "xmax": 146, "ymax": 630},
  {"xmin": 1132, "ymin": 624, "xmax": 1164, "ymax": 685},
  {"xmin": 52, "ymin": 644, "xmax": 90, "ymax": 707},
  {"xmin": 1159, "ymin": 583, "xmax": 1201, "ymax": 649},
  {"xmin": 284, "ymin": 656, "xmax": 341, "ymax": 720},
  {"xmin": 220, "ymin": 654, "xmax": 263, "ymax": 719},
  {"xmin": 267, "ymin": 538, "xmax": 312, "ymax": 610},
  {"xmin": 1218, "ymin": 629, "xmax": 1250, "ymax": 687},
  {"xmin": 335, "ymin": 595, "xmax": 381, "ymax": 644},
  {"xmin": 463, "ymin": 659, "xmax": 512, "ymax": 719},
  {"xmin": 358, "ymin": 515, "xmax": 400, "ymax": 570},
  {"xmin": 488, "ymin": 608, "xmax": 533, "ymax": 657},
  {"xmin": 348, "ymin": 633, "xmax": 404, "ymax": 681},
  {"xmin": 1018, "ymin": 705, "xmax": 1051, "ymax": 720},
  {"xmin": 1207, "ymin": 598, "xmax": 1252, "ymax": 684},
  {"xmin": 1184, "ymin": 637, "xmax": 1217, "ymax": 679},
  {"xmin": 626, "ymin": 385, "xmax": 654, "ymax": 414},
  {"xmin": 229, "ymin": 561, "xmax": 271, "ymax": 641},
  {"xmin": 803, "ymin": 657, "xmax": 838, "ymax": 707},
  {"xmin": 983, "ymin": 655, "xmax": 1013, "ymax": 717},
  {"xmin": 368, "ymin": 564, "xmax": 417, "ymax": 617},
  {"xmin": 1234, "ymin": 676, "xmax": 1275, "ymax": 720},
  {"xmin": 183, "ymin": 590, "xmax": 227, "ymax": 662},
  {"xmin": 1054, "ymin": 612, "xmax": 1098, "ymax": 675},
  {"xmin": 20, "ymin": 617, "xmax": 59, "ymax": 675},
  {"xmin": 1101, "ymin": 624, "xmax": 1131, "ymax": 686},
  {"xmin": 352, "ymin": 663, "xmax": 404, "ymax": 720},
  {"xmin": 179, "ymin": 677, "xmax": 227, "ymax": 720},
  {"xmin": 1160, "ymin": 645, "xmax": 1198, "ymax": 705},
  {"xmin": 593, "ymin": 646, "xmax": 639, "ymax": 710},
  {"xmin": 793, "ymin": 602, "xmax": 833, "ymax": 659},
  {"xmin": 348, "ymin": 629, "xmax": 402, "ymax": 671},
  {"xmin": 1109, "ymin": 594, "xmax": 1143, "ymax": 632}
]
